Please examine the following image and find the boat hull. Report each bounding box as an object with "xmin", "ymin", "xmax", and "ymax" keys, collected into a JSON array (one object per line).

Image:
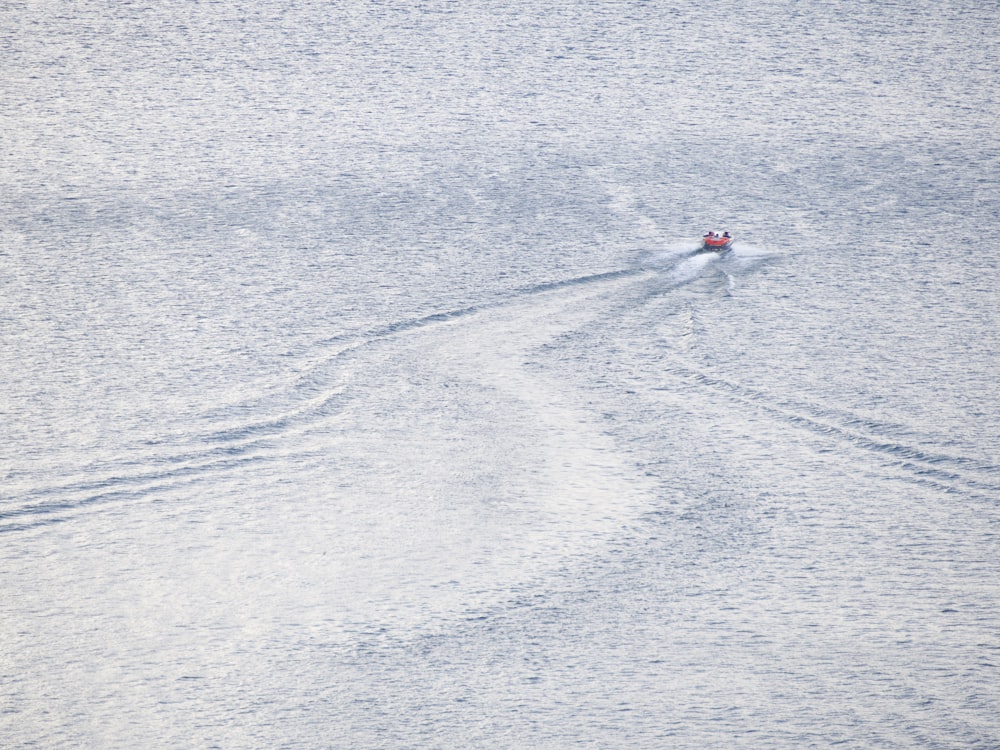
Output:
[{"xmin": 700, "ymin": 238, "xmax": 733, "ymax": 252}]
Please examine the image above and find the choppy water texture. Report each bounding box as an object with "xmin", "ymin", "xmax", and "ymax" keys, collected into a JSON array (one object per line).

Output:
[{"xmin": 2, "ymin": 1, "xmax": 999, "ymax": 747}]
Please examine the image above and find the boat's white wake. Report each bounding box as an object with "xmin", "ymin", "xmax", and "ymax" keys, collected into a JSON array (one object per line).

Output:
[
  {"xmin": 642, "ymin": 241, "xmax": 701, "ymax": 267},
  {"xmin": 641, "ymin": 242, "xmax": 724, "ymax": 289},
  {"xmin": 665, "ymin": 252, "xmax": 721, "ymax": 285},
  {"xmin": 639, "ymin": 239, "xmax": 781, "ymax": 292},
  {"xmin": 728, "ymin": 241, "xmax": 775, "ymax": 258}
]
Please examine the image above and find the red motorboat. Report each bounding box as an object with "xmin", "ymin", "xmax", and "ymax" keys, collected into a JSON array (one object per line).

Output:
[{"xmin": 700, "ymin": 232, "xmax": 733, "ymax": 251}]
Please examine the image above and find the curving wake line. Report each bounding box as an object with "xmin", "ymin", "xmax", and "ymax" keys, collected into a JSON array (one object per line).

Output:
[
  {"xmin": 655, "ymin": 361, "xmax": 1000, "ymax": 500},
  {"xmin": 1, "ymin": 266, "xmax": 651, "ymax": 534}
]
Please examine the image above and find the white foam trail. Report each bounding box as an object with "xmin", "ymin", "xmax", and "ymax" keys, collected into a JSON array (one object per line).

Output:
[
  {"xmin": 666, "ymin": 252, "xmax": 718, "ymax": 284},
  {"xmin": 729, "ymin": 241, "xmax": 774, "ymax": 258},
  {"xmin": 643, "ymin": 241, "xmax": 701, "ymax": 267}
]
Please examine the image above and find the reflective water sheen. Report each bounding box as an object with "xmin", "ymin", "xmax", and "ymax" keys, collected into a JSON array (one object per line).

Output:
[{"xmin": 2, "ymin": 1, "xmax": 998, "ymax": 747}]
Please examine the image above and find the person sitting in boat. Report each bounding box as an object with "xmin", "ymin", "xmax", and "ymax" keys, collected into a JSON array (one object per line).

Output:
[
  {"xmin": 722, "ymin": 232, "xmax": 730, "ymax": 239},
  {"xmin": 704, "ymin": 231, "xmax": 714, "ymax": 238}
]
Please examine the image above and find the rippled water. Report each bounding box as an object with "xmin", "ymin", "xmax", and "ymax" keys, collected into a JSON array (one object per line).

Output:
[{"xmin": 2, "ymin": 1, "xmax": 999, "ymax": 747}]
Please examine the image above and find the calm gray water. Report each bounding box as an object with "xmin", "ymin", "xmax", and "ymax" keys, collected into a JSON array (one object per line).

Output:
[{"xmin": 2, "ymin": 1, "xmax": 999, "ymax": 747}]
